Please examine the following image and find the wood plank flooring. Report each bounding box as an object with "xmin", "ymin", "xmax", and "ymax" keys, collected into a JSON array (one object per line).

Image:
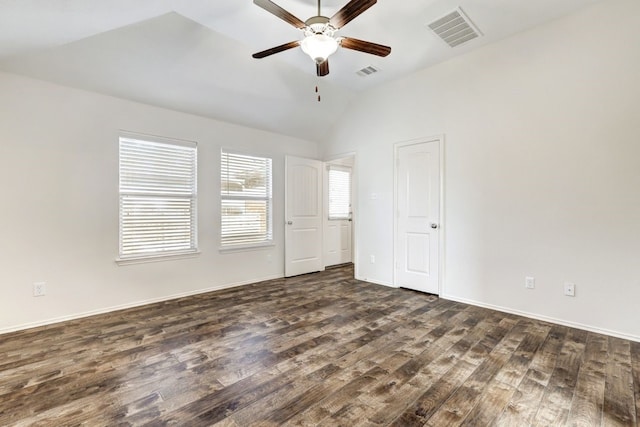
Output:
[{"xmin": 0, "ymin": 264, "xmax": 638, "ymax": 426}]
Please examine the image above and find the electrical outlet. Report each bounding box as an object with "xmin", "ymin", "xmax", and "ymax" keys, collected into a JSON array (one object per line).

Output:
[
  {"xmin": 525, "ymin": 277, "xmax": 535, "ymax": 289},
  {"xmin": 564, "ymin": 282, "xmax": 576, "ymax": 297},
  {"xmin": 370, "ymin": 255, "xmax": 375, "ymax": 264},
  {"xmin": 33, "ymin": 282, "xmax": 46, "ymax": 297}
]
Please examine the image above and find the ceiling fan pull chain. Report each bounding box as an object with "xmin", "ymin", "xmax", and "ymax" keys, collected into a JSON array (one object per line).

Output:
[{"xmin": 315, "ymin": 84, "xmax": 321, "ymax": 102}]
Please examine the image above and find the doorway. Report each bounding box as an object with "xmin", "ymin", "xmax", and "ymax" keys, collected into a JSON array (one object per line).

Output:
[
  {"xmin": 394, "ymin": 138, "xmax": 442, "ymax": 294},
  {"xmin": 324, "ymin": 155, "xmax": 354, "ymax": 268}
]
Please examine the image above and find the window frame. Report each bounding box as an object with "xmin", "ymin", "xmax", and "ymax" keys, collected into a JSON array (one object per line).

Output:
[
  {"xmin": 117, "ymin": 132, "xmax": 198, "ymax": 264},
  {"xmin": 220, "ymin": 149, "xmax": 274, "ymax": 251}
]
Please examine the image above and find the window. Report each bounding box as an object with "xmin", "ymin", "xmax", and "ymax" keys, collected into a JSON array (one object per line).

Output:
[
  {"xmin": 220, "ymin": 151, "xmax": 272, "ymax": 248},
  {"xmin": 328, "ymin": 165, "xmax": 351, "ymax": 220},
  {"xmin": 118, "ymin": 135, "xmax": 197, "ymax": 260}
]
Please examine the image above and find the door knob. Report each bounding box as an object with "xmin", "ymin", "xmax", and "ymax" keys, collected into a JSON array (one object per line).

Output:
[
  {"xmin": 287, "ymin": 221, "xmax": 293, "ymax": 225},
  {"xmin": 430, "ymin": 223, "xmax": 438, "ymax": 229}
]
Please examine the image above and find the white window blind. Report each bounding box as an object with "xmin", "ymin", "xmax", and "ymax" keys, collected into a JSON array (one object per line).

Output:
[
  {"xmin": 328, "ymin": 165, "xmax": 351, "ymax": 220},
  {"xmin": 119, "ymin": 136, "xmax": 197, "ymax": 259},
  {"xmin": 221, "ymin": 151, "xmax": 273, "ymax": 248}
]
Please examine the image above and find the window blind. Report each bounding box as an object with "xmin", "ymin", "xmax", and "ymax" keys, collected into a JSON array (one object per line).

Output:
[
  {"xmin": 119, "ymin": 136, "xmax": 197, "ymax": 258},
  {"xmin": 221, "ymin": 151, "xmax": 273, "ymax": 247},
  {"xmin": 328, "ymin": 165, "xmax": 351, "ymax": 220}
]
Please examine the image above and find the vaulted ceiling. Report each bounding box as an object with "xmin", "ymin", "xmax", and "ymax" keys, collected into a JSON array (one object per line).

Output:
[{"xmin": 0, "ymin": 0, "xmax": 602, "ymax": 142}]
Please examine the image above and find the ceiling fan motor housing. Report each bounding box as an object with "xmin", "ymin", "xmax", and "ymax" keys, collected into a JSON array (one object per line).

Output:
[{"xmin": 304, "ymin": 16, "xmax": 336, "ymax": 36}]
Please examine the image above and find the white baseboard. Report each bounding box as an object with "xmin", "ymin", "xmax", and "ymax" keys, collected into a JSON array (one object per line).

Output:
[
  {"xmin": 0, "ymin": 274, "xmax": 283, "ymax": 335},
  {"xmin": 4, "ymin": 275, "xmax": 638, "ymax": 344},
  {"xmin": 441, "ymin": 293, "xmax": 640, "ymax": 343},
  {"xmin": 355, "ymin": 275, "xmax": 396, "ymax": 288}
]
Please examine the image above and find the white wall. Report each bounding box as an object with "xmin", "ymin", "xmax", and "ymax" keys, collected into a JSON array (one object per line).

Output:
[
  {"xmin": 0, "ymin": 72, "xmax": 318, "ymax": 332},
  {"xmin": 324, "ymin": 0, "xmax": 640, "ymax": 340}
]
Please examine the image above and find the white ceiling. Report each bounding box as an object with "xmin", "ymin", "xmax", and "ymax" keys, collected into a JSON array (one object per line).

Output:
[{"xmin": 0, "ymin": 0, "xmax": 602, "ymax": 142}]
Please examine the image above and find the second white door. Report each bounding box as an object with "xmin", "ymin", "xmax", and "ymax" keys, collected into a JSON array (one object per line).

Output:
[
  {"xmin": 285, "ymin": 155, "xmax": 323, "ymax": 277},
  {"xmin": 395, "ymin": 139, "xmax": 441, "ymax": 294},
  {"xmin": 324, "ymin": 163, "xmax": 352, "ymax": 267}
]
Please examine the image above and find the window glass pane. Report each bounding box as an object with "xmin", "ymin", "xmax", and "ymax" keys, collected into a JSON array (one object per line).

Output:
[
  {"xmin": 221, "ymin": 151, "xmax": 273, "ymax": 247},
  {"xmin": 119, "ymin": 137, "xmax": 197, "ymax": 258},
  {"xmin": 328, "ymin": 167, "xmax": 351, "ymax": 220},
  {"xmin": 221, "ymin": 153, "xmax": 270, "ymax": 198},
  {"xmin": 221, "ymin": 200, "xmax": 271, "ymax": 246}
]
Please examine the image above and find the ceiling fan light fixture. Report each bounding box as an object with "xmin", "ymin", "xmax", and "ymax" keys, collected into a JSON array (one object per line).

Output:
[{"xmin": 300, "ymin": 33, "xmax": 338, "ymax": 64}]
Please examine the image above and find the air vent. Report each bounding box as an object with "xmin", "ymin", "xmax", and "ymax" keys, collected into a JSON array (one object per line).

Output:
[
  {"xmin": 427, "ymin": 7, "xmax": 482, "ymax": 48},
  {"xmin": 356, "ymin": 65, "xmax": 379, "ymax": 77}
]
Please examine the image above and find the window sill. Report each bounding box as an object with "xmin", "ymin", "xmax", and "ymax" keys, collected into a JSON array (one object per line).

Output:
[
  {"xmin": 116, "ymin": 251, "xmax": 201, "ymax": 266},
  {"xmin": 219, "ymin": 242, "xmax": 275, "ymax": 254}
]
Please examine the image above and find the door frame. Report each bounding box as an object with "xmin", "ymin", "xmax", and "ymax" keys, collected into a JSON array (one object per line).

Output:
[
  {"xmin": 393, "ymin": 135, "xmax": 445, "ymax": 295},
  {"xmin": 323, "ymin": 152, "xmax": 357, "ymax": 273},
  {"xmin": 323, "ymin": 155, "xmax": 355, "ymax": 268}
]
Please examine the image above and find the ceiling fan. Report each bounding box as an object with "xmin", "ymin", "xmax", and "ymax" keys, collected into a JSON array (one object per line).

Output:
[{"xmin": 252, "ymin": 0, "xmax": 391, "ymax": 77}]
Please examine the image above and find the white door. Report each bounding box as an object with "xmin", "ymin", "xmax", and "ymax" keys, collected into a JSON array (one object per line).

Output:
[
  {"xmin": 324, "ymin": 164, "xmax": 352, "ymax": 267},
  {"xmin": 285, "ymin": 156, "xmax": 323, "ymax": 277},
  {"xmin": 395, "ymin": 140, "xmax": 441, "ymax": 294}
]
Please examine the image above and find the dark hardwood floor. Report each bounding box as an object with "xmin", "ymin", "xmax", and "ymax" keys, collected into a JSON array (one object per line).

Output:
[{"xmin": 0, "ymin": 265, "xmax": 638, "ymax": 426}]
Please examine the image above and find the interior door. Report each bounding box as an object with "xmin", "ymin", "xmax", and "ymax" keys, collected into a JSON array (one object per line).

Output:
[
  {"xmin": 324, "ymin": 164, "xmax": 352, "ymax": 267},
  {"xmin": 324, "ymin": 218, "xmax": 352, "ymax": 267},
  {"xmin": 285, "ymin": 156, "xmax": 323, "ymax": 277},
  {"xmin": 395, "ymin": 140, "xmax": 441, "ymax": 294}
]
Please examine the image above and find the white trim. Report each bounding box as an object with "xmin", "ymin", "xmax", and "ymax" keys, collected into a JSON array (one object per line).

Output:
[
  {"xmin": 116, "ymin": 251, "xmax": 200, "ymax": 266},
  {"xmin": 438, "ymin": 135, "xmax": 446, "ymax": 296},
  {"xmin": 119, "ymin": 130, "xmax": 197, "ymax": 148},
  {"xmin": 352, "ymin": 158, "xmax": 359, "ymax": 281},
  {"xmin": 393, "ymin": 135, "xmax": 445, "ymax": 296},
  {"xmin": 219, "ymin": 242, "xmax": 276, "ymax": 253},
  {"xmin": 441, "ymin": 293, "xmax": 640, "ymax": 343},
  {"xmin": 324, "ymin": 151, "xmax": 357, "ymax": 165},
  {"xmin": 355, "ymin": 274, "xmax": 396, "ymax": 288},
  {"xmin": 325, "ymin": 151, "xmax": 357, "ymax": 159},
  {"xmin": 5, "ymin": 273, "xmax": 637, "ymax": 343},
  {"xmin": 0, "ymin": 274, "xmax": 283, "ymax": 336}
]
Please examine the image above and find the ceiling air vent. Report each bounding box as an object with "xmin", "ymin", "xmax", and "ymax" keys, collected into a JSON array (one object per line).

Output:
[
  {"xmin": 356, "ymin": 65, "xmax": 379, "ymax": 77},
  {"xmin": 427, "ymin": 7, "xmax": 482, "ymax": 48}
]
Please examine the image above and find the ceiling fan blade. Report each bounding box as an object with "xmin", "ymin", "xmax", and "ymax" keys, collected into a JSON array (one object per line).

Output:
[
  {"xmin": 329, "ymin": 0, "xmax": 377, "ymax": 29},
  {"xmin": 253, "ymin": 0, "xmax": 306, "ymax": 29},
  {"xmin": 317, "ymin": 60, "xmax": 330, "ymax": 77},
  {"xmin": 252, "ymin": 41, "xmax": 301, "ymax": 59},
  {"xmin": 340, "ymin": 37, "xmax": 391, "ymax": 57}
]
